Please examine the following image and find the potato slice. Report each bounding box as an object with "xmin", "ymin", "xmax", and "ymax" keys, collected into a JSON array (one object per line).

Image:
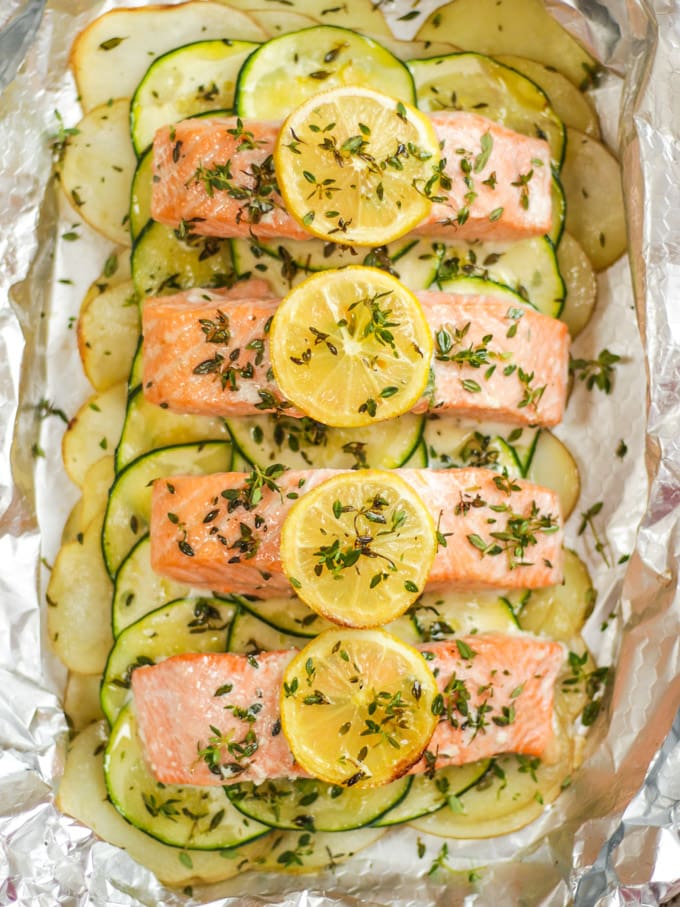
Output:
[
  {"xmin": 247, "ymin": 8, "xmax": 316, "ymax": 36},
  {"xmin": 80, "ymin": 456, "xmax": 115, "ymax": 531},
  {"xmin": 59, "ymin": 99, "xmax": 136, "ymax": 246},
  {"xmin": 64, "ymin": 673, "xmax": 104, "ymax": 732},
  {"xmin": 561, "ymin": 128, "xmax": 627, "ymax": 270},
  {"xmin": 416, "ymin": 0, "xmax": 598, "ymax": 89},
  {"xmin": 526, "ymin": 430, "xmax": 580, "ymax": 520},
  {"xmin": 62, "ymin": 383, "xmax": 127, "ymax": 488},
  {"xmin": 70, "ymin": 1, "xmax": 267, "ymax": 112},
  {"xmin": 56, "ymin": 722, "xmax": 272, "ymax": 886},
  {"xmin": 558, "ymin": 232, "xmax": 598, "ymax": 336},
  {"xmin": 78, "ymin": 279, "xmax": 140, "ymax": 392},
  {"xmin": 518, "ymin": 550, "xmax": 594, "ymax": 640},
  {"xmin": 494, "ymin": 54, "xmax": 601, "ymax": 138},
  {"xmin": 47, "ymin": 511, "xmax": 114, "ymax": 674},
  {"xmin": 61, "ymin": 499, "xmax": 84, "ymax": 544},
  {"xmin": 215, "ymin": 0, "xmax": 392, "ymax": 37}
]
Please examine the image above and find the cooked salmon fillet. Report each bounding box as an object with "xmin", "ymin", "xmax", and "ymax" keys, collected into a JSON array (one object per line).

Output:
[
  {"xmin": 131, "ymin": 634, "xmax": 564, "ymax": 786},
  {"xmin": 142, "ymin": 290, "xmax": 568, "ymax": 427},
  {"xmin": 151, "ymin": 112, "xmax": 552, "ymax": 243},
  {"xmin": 149, "ymin": 467, "xmax": 563, "ymax": 597}
]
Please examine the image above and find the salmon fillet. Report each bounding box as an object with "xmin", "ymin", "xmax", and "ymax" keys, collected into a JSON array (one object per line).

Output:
[
  {"xmin": 149, "ymin": 467, "xmax": 563, "ymax": 597},
  {"xmin": 151, "ymin": 112, "xmax": 552, "ymax": 243},
  {"xmin": 142, "ymin": 290, "xmax": 569, "ymax": 427},
  {"xmin": 131, "ymin": 634, "xmax": 564, "ymax": 786}
]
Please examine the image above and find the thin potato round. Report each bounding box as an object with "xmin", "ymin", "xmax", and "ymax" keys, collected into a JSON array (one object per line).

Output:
[
  {"xmin": 247, "ymin": 9, "xmax": 317, "ymax": 37},
  {"xmin": 495, "ymin": 54, "xmax": 601, "ymax": 138},
  {"xmin": 78, "ymin": 279, "xmax": 140, "ymax": 392},
  {"xmin": 64, "ymin": 673, "xmax": 104, "ymax": 732},
  {"xmin": 525, "ymin": 430, "xmax": 580, "ymax": 519},
  {"xmin": 416, "ymin": 0, "xmax": 599, "ymax": 88},
  {"xmin": 558, "ymin": 232, "xmax": 598, "ymax": 337},
  {"xmin": 214, "ymin": 0, "xmax": 393, "ymax": 37},
  {"xmin": 70, "ymin": 1, "xmax": 267, "ymax": 111},
  {"xmin": 62, "ymin": 383, "xmax": 126, "ymax": 488},
  {"xmin": 561, "ymin": 128, "xmax": 627, "ymax": 270},
  {"xmin": 518, "ymin": 549, "xmax": 594, "ymax": 640},
  {"xmin": 59, "ymin": 99, "xmax": 136, "ymax": 246},
  {"xmin": 79, "ymin": 456, "xmax": 115, "ymax": 531},
  {"xmin": 47, "ymin": 512, "xmax": 114, "ymax": 674}
]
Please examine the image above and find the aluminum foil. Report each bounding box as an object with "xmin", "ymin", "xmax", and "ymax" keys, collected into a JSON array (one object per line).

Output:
[{"xmin": 0, "ymin": 0, "xmax": 677, "ymax": 903}]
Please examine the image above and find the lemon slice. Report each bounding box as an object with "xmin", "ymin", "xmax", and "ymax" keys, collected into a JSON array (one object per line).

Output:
[
  {"xmin": 274, "ymin": 86, "xmax": 441, "ymax": 246},
  {"xmin": 280, "ymin": 470, "xmax": 437, "ymax": 628},
  {"xmin": 269, "ymin": 267, "xmax": 433, "ymax": 428},
  {"xmin": 280, "ymin": 628, "xmax": 438, "ymax": 788}
]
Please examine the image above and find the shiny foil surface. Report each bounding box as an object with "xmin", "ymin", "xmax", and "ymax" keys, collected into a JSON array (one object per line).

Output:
[{"xmin": 0, "ymin": 0, "xmax": 677, "ymax": 904}]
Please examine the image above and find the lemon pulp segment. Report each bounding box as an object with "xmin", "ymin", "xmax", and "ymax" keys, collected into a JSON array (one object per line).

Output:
[
  {"xmin": 269, "ymin": 266, "xmax": 433, "ymax": 428},
  {"xmin": 274, "ymin": 86, "xmax": 441, "ymax": 245},
  {"xmin": 280, "ymin": 470, "xmax": 437, "ymax": 628},
  {"xmin": 280, "ymin": 628, "xmax": 439, "ymax": 788}
]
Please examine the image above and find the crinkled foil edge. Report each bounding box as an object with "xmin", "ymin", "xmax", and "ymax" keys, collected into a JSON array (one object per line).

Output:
[{"xmin": 0, "ymin": 0, "xmax": 679, "ymax": 904}]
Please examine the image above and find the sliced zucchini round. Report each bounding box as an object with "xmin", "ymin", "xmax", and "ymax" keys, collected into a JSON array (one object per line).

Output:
[
  {"xmin": 409, "ymin": 52, "xmax": 565, "ymax": 169},
  {"xmin": 518, "ymin": 549, "xmax": 594, "ymax": 640},
  {"xmin": 227, "ymin": 608, "xmax": 303, "ymax": 655},
  {"xmin": 102, "ymin": 440, "xmax": 233, "ymax": 577},
  {"xmin": 550, "ymin": 173, "xmax": 566, "ymax": 247},
  {"xmin": 127, "ymin": 338, "xmax": 143, "ymax": 392},
  {"xmin": 105, "ymin": 704, "xmax": 270, "ymax": 850},
  {"xmin": 374, "ymin": 760, "xmax": 489, "ymax": 826},
  {"xmin": 226, "ymin": 412, "xmax": 424, "ymax": 471},
  {"xmin": 227, "ymin": 775, "xmax": 410, "ymax": 832},
  {"xmin": 494, "ymin": 54, "xmax": 601, "ymax": 138},
  {"xmin": 132, "ymin": 220, "xmax": 237, "ymax": 298},
  {"xmin": 129, "ymin": 147, "xmax": 153, "ymax": 242},
  {"xmin": 130, "ymin": 39, "xmax": 258, "ymax": 155},
  {"xmin": 423, "ymin": 416, "xmax": 537, "ymax": 475},
  {"xmin": 409, "ymin": 589, "xmax": 519, "ymax": 643},
  {"xmin": 524, "ymin": 430, "xmax": 580, "ymax": 519},
  {"xmin": 557, "ymin": 231, "xmax": 598, "ymax": 337},
  {"xmin": 561, "ymin": 128, "xmax": 626, "ymax": 271},
  {"xmin": 252, "ymin": 825, "xmax": 386, "ymax": 874},
  {"xmin": 230, "ymin": 592, "xmax": 333, "ymax": 639},
  {"xmin": 401, "ymin": 439, "xmax": 428, "ymax": 467},
  {"xmin": 116, "ymin": 385, "xmax": 231, "ymax": 472},
  {"xmin": 101, "ymin": 597, "xmax": 235, "ymax": 726},
  {"xmin": 431, "ymin": 235, "xmax": 564, "ymax": 317},
  {"xmin": 234, "ymin": 25, "xmax": 415, "ymax": 118},
  {"xmin": 433, "ymin": 274, "xmax": 531, "ymax": 310},
  {"xmin": 113, "ymin": 534, "xmax": 192, "ymax": 636}
]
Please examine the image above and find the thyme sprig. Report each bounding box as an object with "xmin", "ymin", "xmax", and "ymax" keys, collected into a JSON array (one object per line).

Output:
[
  {"xmin": 569, "ymin": 348, "xmax": 621, "ymax": 394},
  {"xmin": 467, "ymin": 500, "xmax": 559, "ymax": 569}
]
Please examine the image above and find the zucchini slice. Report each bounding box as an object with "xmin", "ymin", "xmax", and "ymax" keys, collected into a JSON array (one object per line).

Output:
[
  {"xmin": 409, "ymin": 589, "xmax": 519, "ymax": 642},
  {"xmin": 113, "ymin": 534, "xmax": 192, "ymax": 636},
  {"xmin": 130, "ymin": 39, "xmax": 258, "ymax": 155},
  {"xmin": 402, "ymin": 440, "xmax": 428, "ymax": 467},
  {"xmin": 128, "ymin": 338, "xmax": 143, "ymax": 392},
  {"xmin": 431, "ymin": 235, "xmax": 564, "ymax": 318},
  {"xmin": 549, "ymin": 173, "xmax": 566, "ymax": 247},
  {"xmin": 374, "ymin": 760, "xmax": 489, "ymax": 826},
  {"xmin": 102, "ymin": 440, "xmax": 233, "ymax": 577},
  {"xmin": 234, "ymin": 25, "xmax": 415, "ymax": 118},
  {"xmin": 105, "ymin": 704, "xmax": 271, "ymax": 850},
  {"xmin": 432, "ymin": 274, "xmax": 531, "ymax": 310},
  {"xmin": 233, "ymin": 237, "xmax": 440, "ymax": 293},
  {"xmin": 227, "ymin": 608, "xmax": 303, "ymax": 655},
  {"xmin": 518, "ymin": 549, "xmax": 594, "ymax": 640},
  {"xmin": 227, "ymin": 775, "xmax": 410, "ymax": 833},
  {"xmin": 132, "ymin": 220, "xmax": 237, "ymax": 298},
  {"xmin": 226, "ymin": 412, "xmax": 424, "ymax": 471},
  {"xmin": 416, "ymin": 0, "xmax": 599, "ymax": 89},
  {"xmin": 116, "ymin": 385, "xmax": 231, "ymax": 472},
  {"xmin": 230, "ymin": 593, "xmax": 333, "ymax": 639},
  {"xmin": 129, "ymin": 148, "xmax": 153, "ymax": 242},
  {"xmin": 409, "ymin": 52, "xmax": 565, "ymax": 170},
  {"xmin": 101, "ymin": 597, "xmax": 235, "ymax": 725},
  {"xmin": 423, "ymin": 416, "xmax": 537, "ymax": 475},
  {"xmin": 58, "ymin": 723, "xmax": 272, "ymax": 886}
]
